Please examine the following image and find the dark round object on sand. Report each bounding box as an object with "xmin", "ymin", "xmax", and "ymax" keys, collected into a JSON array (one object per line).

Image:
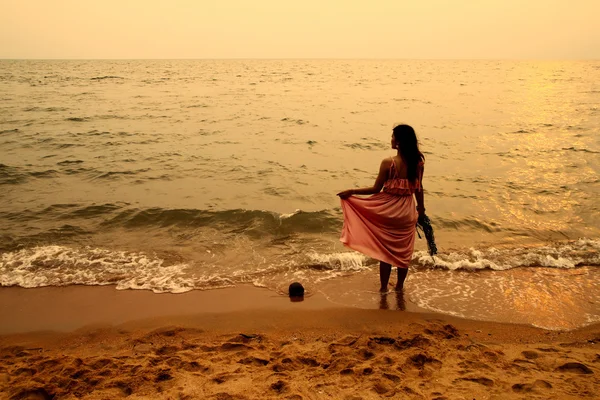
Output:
[{"xmin": 289, "ymin": 282, "xmax": 304, "ymax": 297}]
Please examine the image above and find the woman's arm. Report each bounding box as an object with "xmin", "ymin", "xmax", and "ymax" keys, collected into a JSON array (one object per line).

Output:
[
  {"xmin": 415, "ymin": 164, "xmax": 425, "ymax": 217},
  {"xmin": 337, "ymin": 159, "xmax": 390, "ymax": 199},
  {"xmin": 415, "ymin": 188, "xmax": 425, "ymax": 217}
]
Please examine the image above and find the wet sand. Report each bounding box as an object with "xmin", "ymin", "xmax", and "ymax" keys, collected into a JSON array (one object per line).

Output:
[
  {"xmin": 0, "ymin": 285, "xmax": 338, "ymax": 334},
  {"xmin": 1, "ymin": 286, "xmax": 599, "ymax": 399}
]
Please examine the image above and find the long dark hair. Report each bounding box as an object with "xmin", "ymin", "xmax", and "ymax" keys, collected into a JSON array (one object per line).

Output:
[{"xmin": 393, "ymin": 124, "xmax": 424, "ymax": 182}]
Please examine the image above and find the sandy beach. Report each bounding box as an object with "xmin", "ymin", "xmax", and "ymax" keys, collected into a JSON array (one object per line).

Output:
[
  {"xmin": 2, "ymin": 58, "xmax": 600, "ymax": 399},
  {"xmin": 1, "ymin": 286, "xmax": 599, "ymax": 399}
]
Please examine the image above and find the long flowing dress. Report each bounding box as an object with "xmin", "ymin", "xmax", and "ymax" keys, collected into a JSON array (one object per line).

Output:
[{"xmin": 340, "ymin": 157, "xmax": 424, "ymax": 268}]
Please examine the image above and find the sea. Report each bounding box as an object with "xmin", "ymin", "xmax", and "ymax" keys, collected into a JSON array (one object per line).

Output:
[{"xmin": 1, "ymin": 60, "xmax": 599, "ymax": 330}]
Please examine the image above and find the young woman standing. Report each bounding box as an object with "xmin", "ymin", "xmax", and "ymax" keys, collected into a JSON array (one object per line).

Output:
[{"xmin": 337, "ymin": 124, "xmax": 425, "ymax": 292}]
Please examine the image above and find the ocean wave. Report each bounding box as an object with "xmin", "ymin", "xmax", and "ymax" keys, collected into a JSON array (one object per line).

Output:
[
  {"xmin": 0, "ymin": 203, "xmax": 342, "ymax": 237},
  {"xmin": 561, "ymin": 147, "xmax": 599, "ymax": 154},
  {"xmin": 0, "ymin": 246, "xmax": 368, "ymax": 293},
  {"xmin": 434, "ymin": 217, "xmax": 503, "ymax": 232},
  {"xmin": 280, "ymin": 117, "xmax": 308, "ymax": 124},
  {"xmin": 306, "ymin": 251, "xmax": 371, "ymax": 272},
  {"xmin": 0, "ymin": 164, "xmax": 27, "ymax": 185},
  {"xmin": 90, "ymin": 76, "xmax": 124, "ymax": 80},
  {"xmin": 1, "ymin": 165, "xmax": 76, "ymax": 185},
  {"xmin": 97, "ymin": 114, "xmax": 128, "ymax": 120},
  {"xmin": 23, "ymin": 106, "xmax": 69, "ymax": 112},
  {"xmin": 57, "ymin": 160, "xmax": 84, "ymax": 166},
  {"xmin": 101, "ymin": 207, "xmax": 342, "ymax": 235},
  {"xmin": 93, "ymin": 168, "xmax": 151, "ymax": 180},
  {"xmin": 29, "ymin": 169, "xmax": 59, "ymax": 178},
  {"xmin": 0, "ymin": 246, "xmax": 195, "ymax": 293},
  {"xmin": 1, "ymin": 240, "xmax": 597, "ymax": 293},
  {"xmin": 343, "ymin": 142, "xmax": 388, "ymax": 151},
  {"xmin": 413, "ymin": 238, "xmax": 600, "ymax": 270}
]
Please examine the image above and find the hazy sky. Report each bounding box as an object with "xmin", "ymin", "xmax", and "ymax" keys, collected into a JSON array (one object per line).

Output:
[{"xmin": 1, "ymin": 0, "xmax": 599, "ymax": 59}]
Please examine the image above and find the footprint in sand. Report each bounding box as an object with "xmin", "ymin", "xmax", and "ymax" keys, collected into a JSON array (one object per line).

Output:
[
  {"xmin": 407, "ymin": 353, "xmax": 442, "ymax": 369},
  {"xmin": 383, "ymin": 372, "xmax": 401, "ymax": 382},
  {"xmin": 521, "ymin": 350, "xmax": 540, "ymax": 359},
  {"xmin": 297, "ymin": 356, "xmax": 320, "ymax": 367},
  {"xmin": 155, "ymin": 345, "xmax": 180, "ymax": 355},
  {"xmin": 270, "ymin": 380, "xmax": 288, "ymax": 394},
  {"xmin": 155, "ymin": 370, "xmax": 173, "ymax": 382},
  {"xmin": 373, "ymin": 380, "xmax": 394, "ymax": 395},
  {"xmin": 457, "ymin": 360, "xmax": 494, "ymax": 372},
  {"xmin": 13, "ymin": 367, "xmax": 37, "ymax": 377},
  {"xmin": 455, "ymin": 376, "xmax": 495, "ymax": 387},
  {"xmin": 238, "ymin": 356, "xmax": 269, "ymax": 366},
  {"xmin": 10, "ymin": 388, "xmax": 53, "ymax": 400},
  {"xmin": 271, "ymin": 357, "xmax": 301, "ymax": 372},
  {"xmin": 555, "ymin": 362, "xmax": 594, "ymax": 374},
  {"xmin": 220, "ymin": 342, "xmax": 253, "ymax": 351},
  {"xmin": 512, "ymin": 379, "xmax": 553, "ymax": 393},
  {"xmin": 362, "ymin": 367, "xmax": 374, "ymax": 375}
]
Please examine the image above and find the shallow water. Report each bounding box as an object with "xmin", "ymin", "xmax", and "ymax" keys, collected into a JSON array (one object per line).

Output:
[
  {"xmin": 320, "ymin": 265, "xmax": 600, "ymax": 331},
  {"xmin": 1, "ymin": 60, "xmax": 599, "ymax": 329}
]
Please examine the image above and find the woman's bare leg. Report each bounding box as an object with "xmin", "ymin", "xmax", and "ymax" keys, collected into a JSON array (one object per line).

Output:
[
  {"xmin": 379, "ymin": 262, "xmax": 392, "ymax": 292},
  {"xmin": 395, "ymin": 267, "xmax": 408, "ymax": 291}
]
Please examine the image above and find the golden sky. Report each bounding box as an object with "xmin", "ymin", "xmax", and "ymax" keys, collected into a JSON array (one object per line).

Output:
[{"xmin": 1, "ymin": 0, "xmax": 598, "ymax": 59}]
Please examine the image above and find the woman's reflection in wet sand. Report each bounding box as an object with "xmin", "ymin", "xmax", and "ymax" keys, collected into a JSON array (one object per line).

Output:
[{"xmin": 379, "ymin": 290, "xmax": 406, "ymax": 311}]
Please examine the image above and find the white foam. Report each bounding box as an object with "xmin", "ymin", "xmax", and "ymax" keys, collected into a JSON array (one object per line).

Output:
[
  {"xmin": 2, "ymin": 239, "xmax": 598, "ymax": 296},
  {"xmin": 303, "ymin": 251, "xmax": 371, "ymax": 283},
  {"xmin": 307, "ymin": 251, "xmax": 370, "ymax": 271},
  {"xmin": 413, "ymin": 238, "xmax": 600, "ymax": 271},
  {"xmin": 279, "ymin": 209, "xmax": 301, "ymax": 219},
  {"xmin": 0, "ymin": 245, "xmax": 200, "ymax": 293}
]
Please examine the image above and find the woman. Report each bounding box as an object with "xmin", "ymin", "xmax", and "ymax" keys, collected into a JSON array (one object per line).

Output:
[{"xmin": 337, "ymin": 124, "xmax": 425, "ymax": 292}]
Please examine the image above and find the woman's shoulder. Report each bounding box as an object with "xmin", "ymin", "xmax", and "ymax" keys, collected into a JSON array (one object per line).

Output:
[{"xmin": 381, "ymin": 156, "xmax": 394, "ymax": 167}]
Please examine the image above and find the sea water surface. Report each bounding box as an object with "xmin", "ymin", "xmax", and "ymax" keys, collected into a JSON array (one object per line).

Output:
[{"xmin": 1, "ymin": 60, "xmax": 599, "ymax": 330}]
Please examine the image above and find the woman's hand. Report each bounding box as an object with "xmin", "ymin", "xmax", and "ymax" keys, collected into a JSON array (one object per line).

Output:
[{"xmin": 337, "ymin": 189, "xmax": 354, "ymax": 199}]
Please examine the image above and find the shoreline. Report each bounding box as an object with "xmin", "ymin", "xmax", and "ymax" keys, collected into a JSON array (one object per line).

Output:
[
  {"xmin": 1, "ymin": 285, "xmax": 599, "ymax": 399},
  {"xmin": 3, "ymin": 259, "xmax": 599, "ymax": 332},
  {"xmin": 1, "ymin": 283, "xmax": 599, "ymax": 335},
  {"xmin": 0, "ymin": 284, "xmax": 342, "ymax": 335}
]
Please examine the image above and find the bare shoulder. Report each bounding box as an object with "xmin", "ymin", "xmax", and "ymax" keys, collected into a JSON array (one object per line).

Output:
[{"xmin": 380, "ymin": 157, "xmax": 393, "ymax": 168}]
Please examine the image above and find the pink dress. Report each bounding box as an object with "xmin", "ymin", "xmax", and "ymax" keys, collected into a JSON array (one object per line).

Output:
[{"xmin": 340, "ymin": 158, "xmax": 424, "ymax": 268}]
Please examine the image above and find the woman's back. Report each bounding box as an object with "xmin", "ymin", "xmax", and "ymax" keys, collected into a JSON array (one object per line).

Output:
[{"xmin": 383, "ymin": 156, "xmax": 423, "ymax": 196}]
